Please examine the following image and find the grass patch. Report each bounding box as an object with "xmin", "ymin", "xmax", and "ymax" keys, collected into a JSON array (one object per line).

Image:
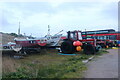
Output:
[
  {"xmin": 3, "ymin": 58, "xmax": 87, "ymax": 78},
  {"xmin": 2, "ymin": 48, "xmax": 109, "ymax": 79}
]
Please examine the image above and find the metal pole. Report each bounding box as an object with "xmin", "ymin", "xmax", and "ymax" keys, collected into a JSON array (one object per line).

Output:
[
  {"xmin": 85, "ymin": 29, "xmax": 87, "ymax": 39},
  {"xmin": 94, "ymin": 32, "xmax": 96, "ymax": 46}
]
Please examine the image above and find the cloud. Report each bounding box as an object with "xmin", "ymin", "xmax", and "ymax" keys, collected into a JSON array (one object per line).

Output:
[
  {"xmin": 1, "ymin": 1, "xmax": 118, "ymax": 37},
  {"xmin": 48, "ymin": 0, "xmax": 65, "ymax": 7}
]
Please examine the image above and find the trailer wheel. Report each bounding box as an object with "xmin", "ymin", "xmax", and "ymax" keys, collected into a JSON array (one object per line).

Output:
[
  {"xmin": 108, "ymin": 43, "xmax": 114, "ymax": 47},
  {"xmin": 36, "ymin": 47, "xmax": 41, "ymax": 53},
  {"xmin": 83, "ymin": 43, "xmax": 95, "ymax": 55},
  {"xmin": 15, "ymin": 47, "xmax": 29, "ymax": 55},
  {"xmin": 100, "ymin": 43, "xmax": 106, "ymax": 48},
  {"xmin": 61, "ymin": 41, "xmax": 75, "ymax": 54},
  {"xmin": 95, "ymin": 45, "xmax": 102, "ymax": 52},
  {"xmin": 17, "ymin": 51, "xmax": 27, "ymax": 55}
]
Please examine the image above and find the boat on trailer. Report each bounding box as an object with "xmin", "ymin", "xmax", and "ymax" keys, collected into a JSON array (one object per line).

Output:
[{"xmin": 12, "ymin": 29, "xmax": 63, "ymax": 54}]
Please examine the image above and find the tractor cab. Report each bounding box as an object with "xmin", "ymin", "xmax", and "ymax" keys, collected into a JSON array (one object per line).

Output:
[{"xmin": 67, "ymin": 30, "xmax": 82, "ymax": 41}]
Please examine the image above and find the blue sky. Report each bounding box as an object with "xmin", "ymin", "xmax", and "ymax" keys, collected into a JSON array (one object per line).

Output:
[{"xmin": 0, "ymin": 0, "xmax": 118, "ymax": 37}]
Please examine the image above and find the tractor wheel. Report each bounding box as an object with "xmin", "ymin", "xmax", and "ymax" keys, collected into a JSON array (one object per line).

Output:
[
  {"xmin": 83, "ymin": 43, "xmax": 95, "ymax": 55},
  {"xmin": 60, "ymin": 41, "xmax": 75, "ymax": 54}
]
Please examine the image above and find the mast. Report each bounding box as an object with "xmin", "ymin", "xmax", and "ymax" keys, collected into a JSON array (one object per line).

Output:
[
  {"xmin": 18, "ymin": 22, "xmax": 20, "ymax": 35},
  {"xmin": 47, "ymin": 25, "xmax": 50, "ymax": 36}
]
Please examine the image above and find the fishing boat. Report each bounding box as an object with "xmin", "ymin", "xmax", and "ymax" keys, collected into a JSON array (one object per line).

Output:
[{"xmin": 12, "ymin": 25, "xmax": 63, "ymax": 54}]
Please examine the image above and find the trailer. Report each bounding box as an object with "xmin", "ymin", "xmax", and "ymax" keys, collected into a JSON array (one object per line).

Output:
[{"xmin": 82, "ymin": 29, "xmax": 120, "ymax": 47}]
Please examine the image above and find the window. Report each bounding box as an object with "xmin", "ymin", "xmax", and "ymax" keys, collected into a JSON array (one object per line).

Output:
[
  {"xmin": 106, "ymin": 36, "xmax": 109, "ymax": 39},
  {"xmin": 97, "ymin": 36, "xmax": 104, "ymax": 40},
  {"xmin": 29, "ymin": 40, "xmax": 36, "ymax": 43},
  {"xmin": 70, "ymin": 32, "xmax": 77, "ymax": 40},
  {"xmin": 78, "ymin": 32, "xmax": 82, "ymax": 40},
  {"xmin": 109, "ymin": 35, "xmax": 117, "ymax": 40},
  {"xmin": 82, "ymin": 32, "xmax": 85, "ymax": 35}
]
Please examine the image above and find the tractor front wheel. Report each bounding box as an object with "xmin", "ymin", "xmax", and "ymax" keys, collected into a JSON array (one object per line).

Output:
[{"xmin": 60, "ymin": 41, "xmax": 75, "ymax": 54}]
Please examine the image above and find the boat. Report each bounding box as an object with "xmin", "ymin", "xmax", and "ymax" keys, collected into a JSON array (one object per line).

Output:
[{"xmin": 12, "ymin": 26, "xmax": 63, "ymax": 54}]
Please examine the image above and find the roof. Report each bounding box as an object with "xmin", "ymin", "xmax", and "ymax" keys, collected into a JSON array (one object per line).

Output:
[{"xmin": 82, "ymin": 29, "xmax": 115, "ymax": 33}]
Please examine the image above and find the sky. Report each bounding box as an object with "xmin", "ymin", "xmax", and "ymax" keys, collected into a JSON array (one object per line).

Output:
[{"xmin": 0, "ymin": 0, "xmax": 119, "ymax": 37}]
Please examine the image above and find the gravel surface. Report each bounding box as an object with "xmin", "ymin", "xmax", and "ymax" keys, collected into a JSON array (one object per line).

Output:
[{"xmin": 84, "ymin": 49, "xmax": 118, "ymax": 78}]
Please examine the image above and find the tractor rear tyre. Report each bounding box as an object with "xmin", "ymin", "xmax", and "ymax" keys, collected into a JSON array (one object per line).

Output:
[
  {"xmin": 83, "ymin": 43, "xmax": 95, "ymax": 55},
  {"xmin": 61, "ymin": 41, "xmax": 75, "ymax": 54}
]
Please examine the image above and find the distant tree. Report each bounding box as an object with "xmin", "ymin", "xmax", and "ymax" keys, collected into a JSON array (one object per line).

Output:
[
  {"xmin": 9, "ymin": 33, "xmax": 18, "ymax": 37},
  {"xmin": 19, "ymin": 34, "xmax": 24, "ymax": 37}
]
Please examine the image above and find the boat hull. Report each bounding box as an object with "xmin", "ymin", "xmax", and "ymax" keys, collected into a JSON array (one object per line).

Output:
[{"xmin": 15, "ymin": 40, "xmax": 47, "ymax": 48}]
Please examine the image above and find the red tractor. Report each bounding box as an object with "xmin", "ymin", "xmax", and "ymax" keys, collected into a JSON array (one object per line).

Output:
[{"xmin": 60, "ymin": 30, "xmax": 101, "ymax": 54}]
